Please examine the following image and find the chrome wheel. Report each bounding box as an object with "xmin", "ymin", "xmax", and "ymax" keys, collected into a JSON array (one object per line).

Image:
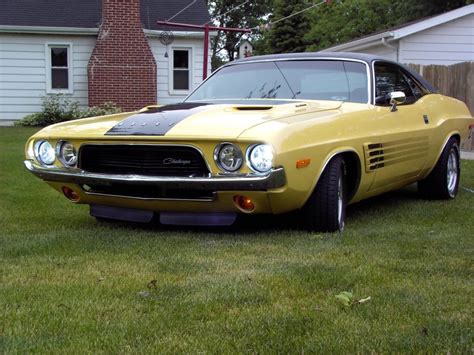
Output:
[
  {"xmin": 447, "ymin": 147, "xmax": 458, "ymax": 197},
  {"xmin": 418, "ymin": 137, "xmax": 460, "ymax": 200},
  {"xmin": 337, "ymin": 174, "xmax": 345, "ymax": 230}
]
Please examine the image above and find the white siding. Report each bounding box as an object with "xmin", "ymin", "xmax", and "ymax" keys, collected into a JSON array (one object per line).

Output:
[
  {"xmin": 399, "ymin": 13, "xmax": 474, "ymax": 65},
  {"xmin": 0, "ymin": 33, "xmax": 95, "ymax": 123},
  {"xmin": 353, "ymin": 44, "xmax": 398, "ymax": 61},
  {"xmin": 148, "ymin": 37, "xmax": 211, "ymax": 105}
]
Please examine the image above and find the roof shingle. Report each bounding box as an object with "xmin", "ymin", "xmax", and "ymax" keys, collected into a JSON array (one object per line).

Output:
[{"xmin": 0, "ymin": 0, "xmax": 210, "ymax": 30}]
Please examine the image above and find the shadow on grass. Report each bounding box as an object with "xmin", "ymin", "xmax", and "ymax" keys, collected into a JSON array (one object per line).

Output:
[{"xmin": 92, "ymin": 185, "xmax": 422, "ymax": 237}]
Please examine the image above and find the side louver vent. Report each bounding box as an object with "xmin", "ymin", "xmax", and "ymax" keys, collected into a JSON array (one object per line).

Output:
[
  {"xmin": 363, "ymin": 137, "xmax": 429, "ymax": 173},
  {"xmin": 367, "ymin": 143, "xmax": 385, "ymax": 171}
]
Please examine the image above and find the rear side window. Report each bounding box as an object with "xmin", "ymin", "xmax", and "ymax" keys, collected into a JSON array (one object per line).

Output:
[
  {"xmin": 374, "ymin": 62, "xmax": 425, "ymax": 105},
  {"xmin": 403, "ymin": 72, "xmax": 425, "ymax": 100}
]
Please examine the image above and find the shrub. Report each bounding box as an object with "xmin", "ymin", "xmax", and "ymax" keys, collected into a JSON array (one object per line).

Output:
[{"xmin": 15, "ymin": 95, "xmax": 122, "ymax": 127}]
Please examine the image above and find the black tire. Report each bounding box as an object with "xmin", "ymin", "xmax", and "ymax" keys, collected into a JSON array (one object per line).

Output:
[
  {"xmin": 302, "ymin": 156, "xmax": 347, "ymax": 232},
  {"xmin": 418, "ymin": 137, "xmax": 460, "ymax": 199}
]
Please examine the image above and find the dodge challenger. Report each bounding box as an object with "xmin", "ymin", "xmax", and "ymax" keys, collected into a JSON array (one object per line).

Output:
[{"xmin": 24, "ymin": 53, "xmax": 474, "ymax": 232}]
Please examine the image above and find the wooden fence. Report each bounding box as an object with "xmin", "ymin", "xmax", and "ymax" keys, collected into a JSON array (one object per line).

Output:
[{"xmin": 408, "ymin": 62, "xmax": 474, "ymax": 151}]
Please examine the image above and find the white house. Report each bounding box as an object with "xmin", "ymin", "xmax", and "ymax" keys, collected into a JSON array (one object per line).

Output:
[
  {"xmin": 0, "ymin": 0, "xmax": 212, "ymax": 126},
  {"xmin": 321, "ymin": 4, "xmax": 474, "ymax": 65}
]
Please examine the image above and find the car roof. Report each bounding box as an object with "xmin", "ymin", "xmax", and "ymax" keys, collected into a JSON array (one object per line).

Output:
[
  {"xmin": 234, "ymin": 51, "xmax": 386, "ymax": 64},
  {"xmin": 231, "ymin": 52, "xmax": 437, "ymax": 93}
]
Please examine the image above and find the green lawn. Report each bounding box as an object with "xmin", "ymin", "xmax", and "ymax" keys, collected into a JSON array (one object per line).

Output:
[{"xmin": 1, "ymin": 127, "xmax": 473, "ymax": 353}]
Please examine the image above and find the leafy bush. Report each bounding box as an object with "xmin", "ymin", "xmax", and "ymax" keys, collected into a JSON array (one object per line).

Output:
[{"xmin": 15, "ymin": 95, "xmax": 122, "ymax": 127}]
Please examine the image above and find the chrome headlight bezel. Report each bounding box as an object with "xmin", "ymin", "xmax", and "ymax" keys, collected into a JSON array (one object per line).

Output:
[
  {"xmin": 246, "ymin": 144, "xmax": 274, "ymax": 174},
  {"xmin": 56, "ymin": 140, "xmax": 77, "ymax": 167},
  {"xmin": 214, "ymin": 142, "xmax": 244, "ymax": 173},
  {"xmin": 34, "ymin": 140, "xmax": 56, "ymax": 166}
]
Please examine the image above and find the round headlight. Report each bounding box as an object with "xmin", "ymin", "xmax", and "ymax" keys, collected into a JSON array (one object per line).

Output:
[
  {"xmin": 57, "ymin": 141, "xmax": 77, "ymax": 167},
  {"xmin": 248, "ymin": 144, "xmax": 274, "ymax": 173},
  {"xmin": 215, "ymin": 143, "xmax": 243, "ymax": 172},
  {"xmin": 34, "ymin": 140, "xmax": 55, "ymax": 165}
]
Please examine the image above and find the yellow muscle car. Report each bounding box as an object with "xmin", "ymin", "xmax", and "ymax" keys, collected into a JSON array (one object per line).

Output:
[{"xmin": 24, "ymin": 53, "xmax": 473, "ymax": 232}]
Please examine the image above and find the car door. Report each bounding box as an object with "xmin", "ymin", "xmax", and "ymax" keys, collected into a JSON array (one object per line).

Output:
[{"xmin": 366, "ymin": 62, "xmax": 431, "ymax": 191}]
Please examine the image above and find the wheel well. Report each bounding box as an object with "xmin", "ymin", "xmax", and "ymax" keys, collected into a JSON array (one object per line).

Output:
[
  {"xmin": 452, "ymin": 134, "xmax": 461, "ymax": 146},
  {"xmin": 443, "ymin": 134, "xmax": 461, "ymax": 157},
  {"xmin": 340, "ymin": 151, "xmax": 361, "ymax": 201}
]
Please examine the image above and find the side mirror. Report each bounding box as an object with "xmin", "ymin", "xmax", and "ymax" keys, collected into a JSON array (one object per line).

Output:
[{"xmin": 387, "ymin": 91, "xmax": 406, "ymax": 112}]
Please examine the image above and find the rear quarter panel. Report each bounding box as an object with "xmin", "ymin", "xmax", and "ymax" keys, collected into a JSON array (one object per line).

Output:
[{"xmin": 420, "ymin": 93, "xmax": 473, "ymax": 178}]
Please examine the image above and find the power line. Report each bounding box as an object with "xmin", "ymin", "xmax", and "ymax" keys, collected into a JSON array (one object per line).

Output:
[
  {"xmin": 252, "ymin": 0, "xmax": 327, "ymax": 31},
  {"xmin": 167, "ymin": 0, "xmax": 197, "ymax": 22},
  {"xmin": 203, "ymin": 0, "xmax": 252, "ymax": 26}
]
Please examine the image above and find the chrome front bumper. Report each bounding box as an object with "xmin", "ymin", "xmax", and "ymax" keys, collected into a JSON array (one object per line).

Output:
[{"xmin": 24, "ymin": 160, "xmax": 287, "ymax": 191}]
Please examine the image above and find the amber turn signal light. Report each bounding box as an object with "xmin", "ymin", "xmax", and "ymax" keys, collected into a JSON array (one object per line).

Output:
[
  {"xmin": 62, "ymin": 186, "xmax": 80, "ymax": 202},
  {"xmin": 234, "ymin": 195, "xmax": 255, "ymax": 212},
  {"xmin": 296, "ymin": 159, "xmax": 311, "ymax": 169}
]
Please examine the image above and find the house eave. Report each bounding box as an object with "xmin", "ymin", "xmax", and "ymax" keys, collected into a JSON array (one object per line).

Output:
[
  {"xmin": 320, "ymin": 32, "xmax": 393, "ymax": 52},
  {"xmin": 0, "ymin": 25, "xmax": 99, "ymax": 35},
  {"xmin": 0, "ymin": 25, "xmax": 218, "ymax": 38},
  {"xmin": 144, "ymin": 29, "xmax": 218, "ymax": 38}
]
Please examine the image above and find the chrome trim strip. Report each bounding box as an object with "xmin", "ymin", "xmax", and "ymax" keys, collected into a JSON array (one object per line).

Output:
[
  {"xmin": 320, "ymin": 148, "xmax": 360, "ymax": 177},
  {"xmin": 185, "ymin": 57, "xmax": 372, "ymax": 105},
  {"xmin": 24, "ymin": 160, "xmax": 287, "ymax": 191}
]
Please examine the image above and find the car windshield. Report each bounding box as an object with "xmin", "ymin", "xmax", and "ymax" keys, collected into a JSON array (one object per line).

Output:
[{"xmin": 186, "ymin": 60, "xmax": 369, "ymax": 104}]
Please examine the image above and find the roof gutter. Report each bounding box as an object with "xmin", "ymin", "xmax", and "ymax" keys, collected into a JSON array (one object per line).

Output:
[
  {"xmin": 144, "ymin": 29, "xmax": 218, "ymax": 39},
  {"xmin": 320, "ymin": 31, "xmax": 391, "ymax": 52},
  {"xmin": 0, "ymin": 25, "xmax": 99, "ymax": 35},
  {"xmin": 381, "ymin": 36, "xmax": 397, "ymax": 51},
  {"xmin": 0, "ymin": 25, "xmax": 217, "ymax": 38},
  {"xmin": 381, "ymin": 35, "xmax": 399, "ymax": 61}
]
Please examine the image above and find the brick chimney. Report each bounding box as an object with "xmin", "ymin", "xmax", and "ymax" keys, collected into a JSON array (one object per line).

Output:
[{"xmin": 88, "ymin": 0, "xmax": 157, "ymax": 111}]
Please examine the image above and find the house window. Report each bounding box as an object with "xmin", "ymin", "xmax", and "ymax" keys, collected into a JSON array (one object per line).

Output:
[
  {"xmin": 46, "ymin": 44, "xmax": 72, "ymax": 93},
  {"xmin": 172, "ymin": 49, "xmax": 191, "ymax": 93}
]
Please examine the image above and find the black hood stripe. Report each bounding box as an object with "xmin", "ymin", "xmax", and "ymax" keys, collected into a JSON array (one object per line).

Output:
[{"xmin": 106, "ymin": 102, "xmax": 211, "ymax": 136}]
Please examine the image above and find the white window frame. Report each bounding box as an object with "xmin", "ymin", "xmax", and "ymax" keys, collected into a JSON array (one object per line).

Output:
[
  {"xmin": 45, "ymin": 43, "xmax": 73, "ymax": 94},
  {"xmin": 169, "ymin": 47, "xmax": 193, "ymax": 95}
]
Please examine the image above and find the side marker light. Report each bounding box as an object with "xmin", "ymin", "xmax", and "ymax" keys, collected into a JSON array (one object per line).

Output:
[{"xmin": 296, "ymin": 159, "xmax": 311, "ymax": 169}]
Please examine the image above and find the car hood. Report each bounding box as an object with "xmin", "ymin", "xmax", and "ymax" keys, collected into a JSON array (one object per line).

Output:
[{"xmin": 36, "ymin": 100, "xmax": 342, "ymax": 140}]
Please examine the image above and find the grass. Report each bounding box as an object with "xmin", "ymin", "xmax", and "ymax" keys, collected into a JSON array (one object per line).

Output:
[{"xmin": 1, "ymin": 127, "xmax": 473, "ymax": 353}]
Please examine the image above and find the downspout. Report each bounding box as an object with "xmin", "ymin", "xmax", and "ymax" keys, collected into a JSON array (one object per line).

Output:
[{"xmin": 381, "ymin": 36, "xmax": 399, "ymax": 61}]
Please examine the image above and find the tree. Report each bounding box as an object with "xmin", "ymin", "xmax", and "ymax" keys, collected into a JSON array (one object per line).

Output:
[
  {"xmin": 267, "ymin": 0, "xmax": 310, "ymax": 53},
  {"xmin": 304, "ymin": 0, "xmax": 473, "ymax": 52},
  {"xmin": 305, "ymin": 0, "xmax": 399, "ymax": 51},
  {"xmin": 396, "ymin": 0, "xmax": 473, "ymax": 21},
  {"xmin": 206, "ymin": 0, "xmax": 273, "ymax": 70}
]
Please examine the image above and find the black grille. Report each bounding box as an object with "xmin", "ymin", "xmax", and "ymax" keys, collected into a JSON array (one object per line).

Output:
[{"xmin": 79, "ymin": 145, "xmax": 210, "ymax": 177}]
